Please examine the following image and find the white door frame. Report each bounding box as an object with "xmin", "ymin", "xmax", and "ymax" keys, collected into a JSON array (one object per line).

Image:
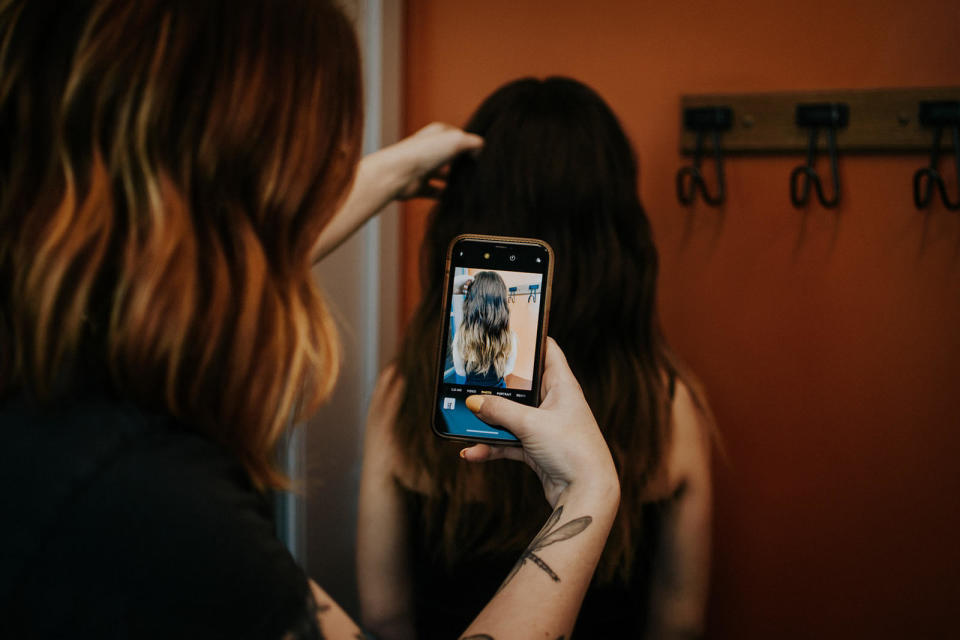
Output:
[{"xmin": 276, "ymin": 0, "xmax": 404, "ymax": 616}]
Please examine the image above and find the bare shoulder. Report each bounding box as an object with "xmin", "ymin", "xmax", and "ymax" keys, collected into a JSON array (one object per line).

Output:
[
  {"xmin": 372, "ymin": 364, "xmax": 404, "ymax": 404},
  {"xmin": 366, "ymin": 366, "xmax": 404, "ymax": 432},
  {"xmin": 364, "ymin": 366, "xmax": 426, "ymax": 490},
  {"xmin": 363, "ymin": 366, "xmax": 405, "ymax": 466},
  {"xmin": 671, "ymin": 380, "xmax": 711, "ymax": 448},
  {"xmin": 664, "ymin": 379, "xmax": 712, "ymax": 494}
]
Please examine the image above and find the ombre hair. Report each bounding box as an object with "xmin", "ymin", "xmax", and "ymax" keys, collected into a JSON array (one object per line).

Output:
[
  {"xmin": 455, "ymin": 271, "xmax": 512, "ymax": 379},
  {"xmin": 395, "ymin": 77, "xmax": 708, "ymax": 583},
  {"xmin": 0, "ymin": 0, "xmax": 362, "ymax": 488}
]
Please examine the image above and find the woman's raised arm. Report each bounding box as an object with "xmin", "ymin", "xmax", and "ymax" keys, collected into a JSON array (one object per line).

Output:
[{"xmin": 311, "ymin": 123, "xmax": 482, "ymax": 263}]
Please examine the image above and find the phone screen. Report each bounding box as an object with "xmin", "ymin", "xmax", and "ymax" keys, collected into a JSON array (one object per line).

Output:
[{"xmin": 433, "ymin": 235, "xmax": 552, "ymax": 444}]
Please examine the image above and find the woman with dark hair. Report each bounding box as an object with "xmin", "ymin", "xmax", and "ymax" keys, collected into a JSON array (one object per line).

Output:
[
  {"xmin": 358, "ymin": 77, "xmax": 714, "ymax": 638},
  {"xmin": 451, "ymin": 271, "xmax": 517, "ymax": 387},
  {"xmin": 0, "ymin": 4, "xmax": 622, "ymax": 638}
]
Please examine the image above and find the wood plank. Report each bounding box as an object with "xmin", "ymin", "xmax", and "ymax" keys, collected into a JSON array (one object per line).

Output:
[{"xmin": 680, "ymin": 87, "xmax": 960, "ymax": 154}]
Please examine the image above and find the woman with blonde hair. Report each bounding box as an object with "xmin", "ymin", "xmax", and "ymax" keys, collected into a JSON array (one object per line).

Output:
[
  {"xmin": 0, "ymin": 2, "xmax": 623, "ymax": 638},
  {"xmin": 451, "ymin": 271, "xmax": 517, "ymax": 387}
]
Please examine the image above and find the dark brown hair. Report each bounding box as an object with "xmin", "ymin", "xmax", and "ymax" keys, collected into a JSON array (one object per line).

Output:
[
  {"xmin": 394, "ymin": 77, "xmax": 701, "ymax": 582},
  {"xmin": 0, "ymin": 0, "xmax": 362, "ymax": 488}
]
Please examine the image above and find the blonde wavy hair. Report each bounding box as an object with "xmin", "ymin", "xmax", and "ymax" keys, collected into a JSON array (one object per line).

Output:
[
  {"xmin": 454, "ymin": 271, "xmax": 512, "ymax": 379},
  {"xmin": 0, "ymin": 0, "xmax": 362, "ymax": 488}
]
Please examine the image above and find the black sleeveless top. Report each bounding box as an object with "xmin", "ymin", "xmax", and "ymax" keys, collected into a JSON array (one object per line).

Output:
[
  {"xmin": 464, "ymin": 366, "xmax": 504, "ymax": 387},
  {"xmin": 400, "ymin": 488, "xmax": 672, "ymax": 639},
  {"xmin": 0, "ymin": 393, "xmax": 321, "ymax": 639}
]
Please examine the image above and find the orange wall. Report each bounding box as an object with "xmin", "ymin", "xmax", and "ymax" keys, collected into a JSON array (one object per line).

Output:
[{"xmin": 402, "ymin": 1, "xmax": 960, "ymax": 636}]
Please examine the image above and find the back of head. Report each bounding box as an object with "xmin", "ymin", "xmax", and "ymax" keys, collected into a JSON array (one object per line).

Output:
[
  {"xmin": 421, "ymin": 77, "xmax": 659, "ymax": 361},
  {"xmin": 455, "ymin": 270, "xmax": 511, "ymax": 378},
  {"xmin": 397, "ymin": 77, "xmax": 678, "ymax": 581},
  {"xmin": 0, "ymin": 0, "xmax": 362, "ymax": 488}
]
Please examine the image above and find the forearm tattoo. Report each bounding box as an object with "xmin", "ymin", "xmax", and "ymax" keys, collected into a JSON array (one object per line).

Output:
[
  {"xmin": 458, "ymin": 509, "xmax": 590, "ymax": 640},
  {"xmin": 498, "ymin": 505, "xmax": 593, "ymax": 591}
]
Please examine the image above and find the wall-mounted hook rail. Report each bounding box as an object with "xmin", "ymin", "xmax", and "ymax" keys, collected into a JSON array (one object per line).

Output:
[
  {"xmin": 913, "ymin": 101, "xmax": 960, "ymax": 211},
  {"xmin": 676, "ymin": 106, "xmax": 732, "ymax": 207},
  {"xmin": 678, "ymin": 88, "xmax": 960, "ymax": 210},
  {"xmin": 790, "ymin": 103, "xmax": 849, "ymax": 208},
  {"xmin": 505, "ymin": 285, "xmax": 539, "ymax": 302},
  {"xmin": 681, "ymin": 87, "xmax": 960, "ymax": 154}
]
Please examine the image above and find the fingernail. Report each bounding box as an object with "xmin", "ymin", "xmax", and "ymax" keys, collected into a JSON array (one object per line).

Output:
[
  {"xmin": 465, "ymin": 395, "xmax": 484, "ymax": 412},
  {"xmin": 459, "ymin": 448, "xmax": 468, "ymax": 459}
]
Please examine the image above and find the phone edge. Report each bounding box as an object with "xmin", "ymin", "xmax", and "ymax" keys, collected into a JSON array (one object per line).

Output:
[{"xmin": 430, "ymin": 233, "xmax": 554, "ymax": 447}]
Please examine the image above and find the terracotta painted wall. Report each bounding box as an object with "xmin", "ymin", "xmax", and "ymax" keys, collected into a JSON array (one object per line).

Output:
[{"xmin": 401, "ymin": 1, "xmax": 960, "ymax": 637}]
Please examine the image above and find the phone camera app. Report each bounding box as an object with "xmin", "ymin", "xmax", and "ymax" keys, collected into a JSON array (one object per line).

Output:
[{"xmin": 444, "ymin": 266, "xmax": 543, "ymax": 392}]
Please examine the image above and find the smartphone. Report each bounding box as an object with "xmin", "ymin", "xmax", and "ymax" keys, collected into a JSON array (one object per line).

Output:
[{"xmin": 432, "ymin": 234, "xmax": 554, "ymax": 444}]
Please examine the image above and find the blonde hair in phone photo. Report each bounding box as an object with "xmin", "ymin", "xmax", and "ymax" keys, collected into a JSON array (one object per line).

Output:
[{"xmin": 454, "ymin": 271, "xmax": 512, "ymax": 380}]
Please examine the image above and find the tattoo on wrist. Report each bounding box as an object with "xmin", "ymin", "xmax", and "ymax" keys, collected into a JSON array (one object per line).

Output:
[{"xmin": 497, "ymin": 505, "xmax": 592, "ymax": 591}]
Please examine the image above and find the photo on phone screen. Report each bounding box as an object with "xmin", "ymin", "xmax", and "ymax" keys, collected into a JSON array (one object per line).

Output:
[{"xmin": 433, "ymin": 235, "xmax": 553, "ymax": 444}]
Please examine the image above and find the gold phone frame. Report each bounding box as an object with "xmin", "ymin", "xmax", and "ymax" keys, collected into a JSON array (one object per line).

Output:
[{"xmin": 431, "ymin": 233, "xmax": 555, "ymax": 446}]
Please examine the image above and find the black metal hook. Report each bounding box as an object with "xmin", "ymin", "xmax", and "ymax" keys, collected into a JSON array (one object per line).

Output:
[
  {"xmin": 789, "ymin": 103, "xmax": 848, "ymax": 209},
  {"xmin": 676, "ymin": 107, "xmax": 732, "ymax": 207},
  {"xmin": 913, "ymin": 101, "xmax": 960, "ymax": 211}
]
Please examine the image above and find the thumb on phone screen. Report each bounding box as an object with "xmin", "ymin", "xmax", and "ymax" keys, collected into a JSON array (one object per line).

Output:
[{"xmin": 460, "ymin": 339, "xmax": 618, "ymax": 507}]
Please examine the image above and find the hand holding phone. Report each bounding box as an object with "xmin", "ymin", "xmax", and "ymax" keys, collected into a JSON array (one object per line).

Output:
[
  {"xmin": 458, "ymin": 338, "xmax": 619, "ymax": 508},
  {"xmin": 433, "ymin": 234, "xmax": 554, "ymax": 445}
]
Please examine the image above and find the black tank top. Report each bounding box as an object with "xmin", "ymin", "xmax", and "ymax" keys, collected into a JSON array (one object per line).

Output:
[
  {"xmin": 464, "ymin": 366, "xmax": 503, "ymax": 386},
  {"xmin": 0, "ymin": 392, "xmax": 321, "ymax": 639}
]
